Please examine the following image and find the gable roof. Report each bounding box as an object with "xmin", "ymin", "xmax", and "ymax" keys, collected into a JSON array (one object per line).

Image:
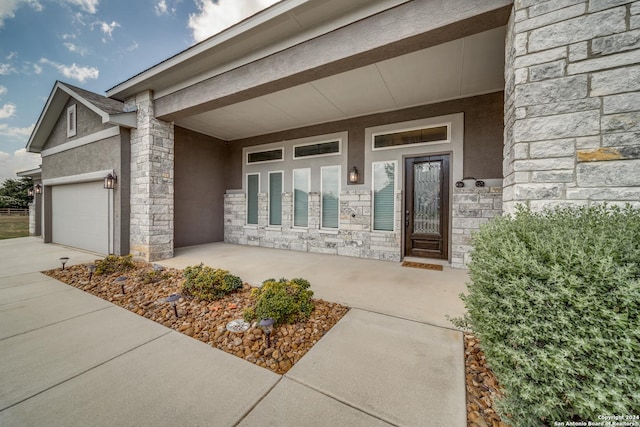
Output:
[{"xmin": 26, "ymin": 81, "xmax": 136, "ymax": 153}]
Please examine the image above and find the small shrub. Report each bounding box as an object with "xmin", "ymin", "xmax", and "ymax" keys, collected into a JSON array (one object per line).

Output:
[
  {"xmin": 182, "ymin": 263, "xmax": 242, "ymax": 300},
  {"xmin": 95, "ymin": 254, "xmax": 134, "ymax": 276},
  {"xmin": 244, "ymin": 277, "xmax": 314, "ymax": 325},
  {"xmin": 462, "ymin": 205, "xmax": 640, "ymax": 425}
]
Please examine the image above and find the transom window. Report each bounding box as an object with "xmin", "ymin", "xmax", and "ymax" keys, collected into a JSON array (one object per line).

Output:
[
  {"xmin": 294, "ymin": 140, "xmax": 340, "ymax": 159},
  {"xmin": 373, "ymin": 124, "xmax": 449, "ymax": 150},
  {"xmin": 247, "ymin": 148, "xmax": 283, "ymax": 164}
]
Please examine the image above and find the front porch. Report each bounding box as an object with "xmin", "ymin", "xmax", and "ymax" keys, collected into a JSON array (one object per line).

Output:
[{"xmin": 157, "ymin": 242, "xmax": 469, "ymax": 328}]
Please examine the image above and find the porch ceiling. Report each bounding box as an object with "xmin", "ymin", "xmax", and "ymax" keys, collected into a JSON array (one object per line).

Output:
[{"xmin": 175, "ymin": 26, "xmax": 506, "ymax": 141}]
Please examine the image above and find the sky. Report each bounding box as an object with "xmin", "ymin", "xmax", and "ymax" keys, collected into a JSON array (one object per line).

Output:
[{"xmin": 0, "ymin": 0, "xmax": 279, "ymax": 182}]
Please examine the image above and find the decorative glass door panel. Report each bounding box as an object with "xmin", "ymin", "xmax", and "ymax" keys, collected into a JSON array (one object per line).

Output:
[{"xmin": 405, "ymin": 155, "xmax": 450, "ymax": 259}]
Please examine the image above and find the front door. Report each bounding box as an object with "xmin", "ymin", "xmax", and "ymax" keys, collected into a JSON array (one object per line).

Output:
[{"xmin": 404, "ymin": 155, "xmax": 450, "ymax": 259}]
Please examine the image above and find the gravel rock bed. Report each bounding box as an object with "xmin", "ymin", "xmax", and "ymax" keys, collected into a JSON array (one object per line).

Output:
[
  {"xmin": 44, "ymin": 261, "xmax": 507, "ymax": 425},
  {"xmin": 465, "ymin": 333, "xmax": 510, "ymax": 427},
  {"xmin": 44, "ymin": 262, "xmax": 348, "ymax": 375}
]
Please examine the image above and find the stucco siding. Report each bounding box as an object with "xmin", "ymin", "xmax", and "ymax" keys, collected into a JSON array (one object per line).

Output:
[
  {"xmin": 174, "ymin": 126, "xmax": 227, "ymax": 247},
  {"xmin": 45, "ymin": 97, "xmax": 112, "ymax": 150}
]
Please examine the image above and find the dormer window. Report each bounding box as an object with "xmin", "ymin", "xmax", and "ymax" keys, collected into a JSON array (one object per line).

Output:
[{"xmin": 67, "ymin": 104, "xmax": 77, "ymax": 138}]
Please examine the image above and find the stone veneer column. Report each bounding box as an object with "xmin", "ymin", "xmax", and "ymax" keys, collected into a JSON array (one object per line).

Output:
[
  {"xmin": 127, "ymin": 90, "xmax": 174, "ymax": 261},
  {"xmin": 503, "ymin": 0, "xmax": 640, "ymax": 214}
]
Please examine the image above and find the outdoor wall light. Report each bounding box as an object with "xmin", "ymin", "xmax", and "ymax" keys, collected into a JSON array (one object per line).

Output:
[
  {"xmin": 104, "ymin": 173, "xmax": 117, "ymax": 189},
  {"xmin": 34, "ymin": 184, "xmax": 42, "ymax": 194},
  {"xmin": 349, "ymin": 166, "xmax": 359, "ymax": 184},
  {"xmin": 28, "ymin": 187, "xmax": 34, "ymax": 197},
  {"xmin": 259, "ymin": 318, "xmax": 275, "ymax": 348}
]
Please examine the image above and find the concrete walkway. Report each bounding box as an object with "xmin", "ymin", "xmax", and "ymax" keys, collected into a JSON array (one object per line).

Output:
[{"xmin": 0, "ymin": 238, "xmax": 466, "ymax": 426}]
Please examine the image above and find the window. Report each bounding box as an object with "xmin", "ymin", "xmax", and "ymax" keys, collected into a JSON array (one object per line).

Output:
[
  {"xmin": 247, "ymin": 148, "xmax": 283, "ymax": 164},
  {"xmin": 373, "ymin": 124, "xmax": 448, "ymax": 150},
  {"xmin": 321, "ymin": 165, "xmax": 340, "ymax": 229},
  {"xmin": 294, "ymin": 140, "xmax": 340, "ymax": 159},
  {"xmin": 268, "ymin": 171, "xmax": 283, "ymax": 226},
  {"xmin": 67, "ymin": 104, "xmax": 77, "ymax": 138},
  {"xmin": 372, "ymin": 161, "xmax": 396, "ymax": 231},
  {"xmin": 246, "ymin": 174, "xmax": 259, "ymax": 225},
  {"xmin": 293, "ymin": 169, "xmax": 309, "ymax": 227}
]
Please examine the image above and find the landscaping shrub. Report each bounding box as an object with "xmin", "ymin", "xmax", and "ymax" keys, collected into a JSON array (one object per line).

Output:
[
  {"xmin": 244, "ymin": 278, "xmax": 314, "ymax": 325},
  {"xmin": 95, "ymin": 254, "xmax": 134, "ymax": 276},
  {"xmin": 182, "ymin": 263, "xmax": 242, "ymax": 300},
  {"xmin": 460, "ymin": 205, "xmax": 640, "ymax": 425}
]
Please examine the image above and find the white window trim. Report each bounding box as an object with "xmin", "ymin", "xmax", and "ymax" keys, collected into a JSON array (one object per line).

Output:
[
  {"xmin": 371, "ymin": 160, "xmax": 397, "ymax": 233},
  {"xmin": 246, "ymin": 147, "xmax": 284, "ymax": 165},
  {"xmin": 246, "ymin": 173, "xmax": 260, "ymax": 226},
  {"xmin": 292, "ymin": 168, "xmax": 310, "ymax": 229},
  {"xmin": 268, "ymin": 170, "xmax": 284, "ymax": 227},
  {"xmin": 293, "ymin": 138, "xmax": 342, "ymax": 160},
  {"xmin": 67, "ymin": 104, "xmax": 77, "ymax": 138},
  {"xmin": 320, "ymin": 165, "xmax": 340, "ymax": 230},
  {"xmin": 371, "ymin": 122, "xmax": 451, "ymax": 151}
]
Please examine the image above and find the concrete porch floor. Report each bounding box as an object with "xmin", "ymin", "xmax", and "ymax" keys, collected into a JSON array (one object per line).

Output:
[{"xmin": 159, "ymin": 242, "xmax": 469, "ymax": 329}]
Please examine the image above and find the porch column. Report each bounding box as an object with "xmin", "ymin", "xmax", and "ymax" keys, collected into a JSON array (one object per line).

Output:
[
  {"xmin": 503, "ymin": 1, "xmax": 640, "ymax": 214},
  {"xmin": 127, "ymin": 90, "xmax": 174, "ymax": 261}
]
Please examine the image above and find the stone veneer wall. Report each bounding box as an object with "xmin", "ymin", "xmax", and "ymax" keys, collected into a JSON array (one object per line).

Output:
[
  {"xmin": 224, "ymin": 190, "xmax": 402, "ymax": 261},
  {"xmin": 451, "ymin": 187, "xmax": 503, "ymax": 269},
  {"xmin": 126, "ymin": 91, "xmax": 175, "ymax": 261},
  {"xmin": 503, "ymin": 0, "xmax": 640, "ymax": 214},
  {"xmin": 28, "ymin": 202, "xmax": 36, "ymax": 236}
]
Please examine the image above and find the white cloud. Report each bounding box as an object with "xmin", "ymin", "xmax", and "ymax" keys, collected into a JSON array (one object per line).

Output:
[
  {"xmin": 33, "ymin": 63, "xmax": 42, "ymax": 74},
  {"xmin": 62, "ymin": 33, "xmax": 76, "ymax": 40},
  {"xmin": 0, "ymin": 123, "xmax": 34, "ymax": 139},
  {"xmin": 188, "ymin": 0, "xmax": 279, "ymax": 43},
  {"xmin": 155, "ymin": 0, "xmax": 168, "ymax": 15},
  {"xmin": 0, "ymin": 0, "xmax": 43, "ymax": 28},
  {"xmin": 0, "ymin": 148, "xmax": 40, "ymax": 182},
  {"xmin": 64, "ymin": 42, "xmax": 87, "ymax": 55},
  {"xmin": 6, "ymin": 52, "xmax": 17, "ymax": 60},
  {"xmin": 94, "ymin": 20, "xmax": 119, "ymax": 42},
  {"xmin": 0, "ymin": 104, "xmax": 16, "ymax": 119},
  {"xmin": 0, "ymin": 63, "xmax": 15, "ymax": 75},
  {"xmin": 39, "ymin": 58, "xmax": 99, "ymax": 83},
  {"xmin": 62, "ymin": 0, "xmax": 98, "ymax": 14},
  {"xmin": 125, "ymin": 41, "xmax": 139, "ymax": 52},
  {"xmin": 0, "ymin": 85, "xmax": 6, "ymax": 97}
]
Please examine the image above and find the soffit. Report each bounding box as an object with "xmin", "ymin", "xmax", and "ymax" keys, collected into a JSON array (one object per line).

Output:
[{"xmin": 175, "ymin": 26, "xmax": 506, "ymax": 141}]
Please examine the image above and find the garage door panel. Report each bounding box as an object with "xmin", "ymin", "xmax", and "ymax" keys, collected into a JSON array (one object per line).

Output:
[{"xmin": 51, "ymin": 181, "xmax": 109, "ymax": 255}]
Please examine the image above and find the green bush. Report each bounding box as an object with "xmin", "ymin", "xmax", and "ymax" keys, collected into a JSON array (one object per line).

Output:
[
  {"xmin": 244, "ymin": 277, "xmax": 314, "ymax": 325},
  {"xmin": 461, "ymin": 205, "xmax": 640, "ymax": 425},
  {"xmin": 95, "ymin": 254, "xmax": 134, "ymax": 275},
  {"xmin": 182, "ymin": 263, "xmax": 242, "ymax": 300}
]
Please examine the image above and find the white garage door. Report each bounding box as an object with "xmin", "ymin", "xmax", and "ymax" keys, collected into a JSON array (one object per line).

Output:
[{"xmin": 51, "ymin": 181, "xmax": 110, "ymax": 254}]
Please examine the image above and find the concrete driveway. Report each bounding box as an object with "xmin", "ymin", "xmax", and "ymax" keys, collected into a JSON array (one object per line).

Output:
[{"xmin": 0, "ymin": 238, "xmax": 466, "ymax": 426}]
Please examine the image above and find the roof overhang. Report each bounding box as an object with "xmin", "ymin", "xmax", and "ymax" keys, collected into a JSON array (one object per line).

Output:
[
  {"xmin": 106, "ymin": 0, "xmax": 412, "ymax": 101},
  {"xmin": 26, "ymin": 82, "xmax": 136, "ymax": 153},
  {"xmin": 17, "ymin": 167, "xmax": 42, "ymax": 179}
]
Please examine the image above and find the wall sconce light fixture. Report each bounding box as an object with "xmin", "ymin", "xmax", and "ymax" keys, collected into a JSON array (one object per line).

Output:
[
  {"xmin": 349, "ymin": 166, "xmax": 359, "ymax": 184},
  {"xmin": 104, "ymin": 173, "xmax": 117, "ymax": 189},
  {"xmin": 28, "ymin": 187, "xmax": 34, "ymax": 197},
  {"xmin": 34, "ymin": 184, "xmax": 42, "ymax": 194}
]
